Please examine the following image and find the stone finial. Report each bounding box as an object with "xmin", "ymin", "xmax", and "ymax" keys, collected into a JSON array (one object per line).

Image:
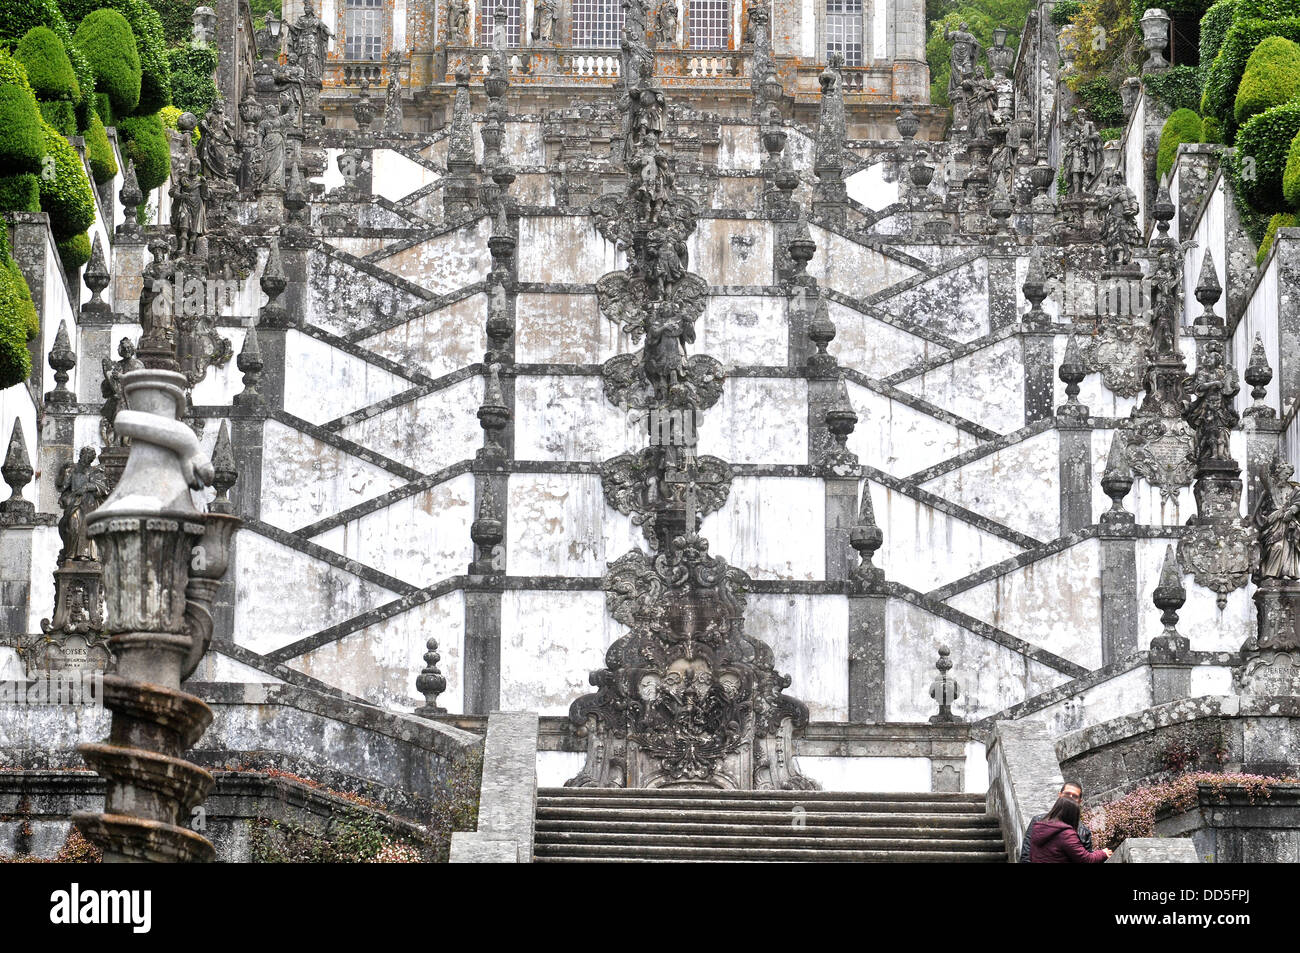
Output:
[
  {"xmin": 1152, "ymin": 182, "xmax": 1175, "ymax": 243},
  {"xmin": 209, "ymin": 420, "xmax": 237, "ymax": 514},
  {"xmin": 787, "ymin": 204, "xmax": 816, "ymax": 279},
  {"xmin": 477, "ymin": 363, "xmax": 511, "ymax": 460},
  {"xmin": 1195, "ymin": 250, "xmax": 1222, "ymax": 317},
  {"xmin": 895, "ymin": 100, "xmax": 919, "ymax": 142},
  {"xmin": 46, "ymin": 319, "xmax": 77, "ymax": 406},
  {"xmin": 928, "ymin": 645, "xmax": 961, "ymax": 723},
  {"xmin": 1023, "ymin": 249, "xmax": 1050, "ymax": 326},
  {"xmin": 1151, "ymin": 544, "xmax": 1189, "ymax": 656},
  {"xmin": 1243, "ymin": 333, "xmax": 1275, "ymax": 419},
  {"xmin": 352, "ymin": 79, "xmax": 375, "ymax": 131},
  {"xmin": 807, "ymin": 297, "xmax": 838, "ymax": 373},
  {"xmin": 824, "ymin": 377, "xmax": 858, "ymax": 466},
  {"xmin": 233, "ymin": 321, "xmax": 265, "ymax": 411},
  {"xmin": 1100, "ymin": 429, "xmax": 1135, "ymax": 524},
  {"xmin": 469, "ymin": 479, "xmax": 505, "ymax": 574},
  {"xmin": 849, "ymin": 480, "xmax": 884, "ymax": 588},
  {"xmin": 414, "ymin": 638, "xmax": 448, "ymax": 716},
  {"xmin": 83, "ymin": 233, "xmax": 110, "ymax": 312},
  {"xmin": 118, "ymin": 159, "xmax": 143, "ymax": 238},
  {"xmin": 1057, "ymin": 334, "xmax": 1088, "ymax": 420},
  {"xmin": 259, "ymin": 241, "xmax": 287, "ymax": 325},
  {"xmin": 0, "ymin": 418, "xmax": 34, "ymax": 521}
]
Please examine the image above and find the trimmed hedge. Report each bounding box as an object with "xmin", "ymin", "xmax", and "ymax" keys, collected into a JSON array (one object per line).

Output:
[
  {"xmin": 1158, "ymin": 108, "xmax": 1204, "ymax": 180},
  {"xmin": 0, "ymin": 0, "xmax": 92, "ymax": 131},
  {"xmin": 1234, "ymin": 36, "xmax": 1300, "ymax": 123},
  {"xmin": 15, "ymin": 26, "xmax": 79, "ymax": 102},
  {"xmin": 1202, "ymin": 17, "xmax": 1300, "ymax": 138},
  {"xmin": 38, "ymin": 99, "xmax": 77, "ymax": 136},
  {"xmin": 73, "ymin": 9, "xmax": 140, "ymax": 116},
  {"xmin": 37, "ymin": 120, "xmax": 95, "ymax": 242},
  {"xmin": 1233, "ymin": 0, "xmax": 1300, "ymax": 16},
  {"xmin": 0, "ymin": 174, "xmax": 40, "ymax": 212},
  {"xmin": 84, "ymin": 112, "xmax": 117, "ymax": 183},
  {"xmin": 116, "ymin": 110, "xmax": 170, "ymax": 193},
  {"xmin": 1258, "ymin": 211, "xmax": 1297, "ymax": 262},
  {"xmin": 1232, "ymin": 100, "xmax": 1300, "ymax": 213},
  {"xmin": 168, "ymin": 43, "xmax": 218, "ymax": 118},
  {"xmin": 0, "ymin": 82, "xmax": 46, "ymax": 177},
  {"xmin": 1143, "ymin": 65, "xmax": 1204, "ymax": 112},
  {"xmin": 1203, "ymin": 115, "xmax": 1225, "ymax": 142},
  {"xmin": 1200, "ymin": 0, "xmax": 1239, "ymax": 69},
  {"xmin": 57, "ymin": 231, "xmax": 90, "ymax": 274},
  {"xmin": 60, "ymin": 0, "xmax": 169, "ymax": 114},
  {"xmin": 0, "ymin": 254, "xmax": 38, "ymax": 388},
  {"xmin": 1286, "ymin": 126, "xmax": 1300, "ymax": 205}
]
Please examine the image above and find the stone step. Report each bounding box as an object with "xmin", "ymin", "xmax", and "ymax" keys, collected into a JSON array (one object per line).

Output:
[
  {"xmin": 535, "ymin": 807, "xmax": 1000, "ymax": 828},
  {"xmin": 537, "ymin": 787, "xmax": 985, "ymax": 803},
  {"xmin": 534, "ymin": 818, "xmax": 1000, "ymax": 838},
  {"xmin": 534, "ymin": 830, "xmax": 1007, "ymax": 851},
  {"xmin": 533, "ymin": 843, "xmax": 1008, "ymax": 862},
  {"xmin": 536, "ymin": 795, "xmax": 987, "ymax": 814}
]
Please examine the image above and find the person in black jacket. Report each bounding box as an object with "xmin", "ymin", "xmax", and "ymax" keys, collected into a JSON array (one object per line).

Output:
[{"xmin": 1020, "ymin": 781, "xmax": 1094, "ymax": 862}]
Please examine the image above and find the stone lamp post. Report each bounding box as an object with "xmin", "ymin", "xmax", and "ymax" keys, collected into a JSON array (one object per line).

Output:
[{"xmin": 72, "ymin": 361, "xmax": 239, "ymax": 863}]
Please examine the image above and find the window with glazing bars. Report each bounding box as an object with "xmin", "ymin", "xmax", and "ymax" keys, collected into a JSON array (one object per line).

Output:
[
  {"xmin": 345, "ymin": 0, "xmax": 384, "ymax": 59},
  {"xmin": 479, "ymin": 0, "xmax": 523, "ymax": 46},
  {"xmin": 571, "ymin": 0, "xmax": 624, "ymax": 48},
  {"xmin": 688, "ymin": 0, "xmax": 730, "ymax": 49},
  {"xmin": 825, "ymin": 0, "xmax": 864, "ymax": 66}
]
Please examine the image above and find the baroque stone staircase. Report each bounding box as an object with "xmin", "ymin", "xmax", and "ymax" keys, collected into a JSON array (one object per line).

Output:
[{"xmin": 533, "ymin": 787, "xmax": 1007, "ymax": 862}]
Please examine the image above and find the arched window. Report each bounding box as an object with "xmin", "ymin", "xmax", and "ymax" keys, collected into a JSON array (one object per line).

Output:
[
  {"xmin": 825, "ymin": 0, "xmax": 863, "ymax": 66},
  {"xmin": 572, "ymin": 0, "xmax": 624, "ymax": 48},
  {"xmin": 688, "ymin": 0, "xmax": 730, "ymax": 50},
  {"xmin": 479, "ymin": 0, "xmax": 523, "ymax": 46},
  {"xmin": 345, "ymin": 0, "xmax": 384, "ymax": 59}
]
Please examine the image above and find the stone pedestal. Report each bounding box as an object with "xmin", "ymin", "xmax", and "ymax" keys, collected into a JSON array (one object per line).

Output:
[{"xmin": 1238, "ymin": 579, "xmax": 1300, "ymax": 695}]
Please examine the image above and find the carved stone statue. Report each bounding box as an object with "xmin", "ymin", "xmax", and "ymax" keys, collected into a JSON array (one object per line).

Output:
[
  {"xmin": 383, "ymin": 52, "xmax": 404, "ymax": 134},
  {"xmin": 100, "ymin": 338, "xmax": 142, "ymax": 447},
  {"xmin": 256, "ymin": 97, "xmax": 294, "ymax": 190},
  {"xmin": 962, "ymin": 75, "xmax": 997, "ymax": 141},
  {"xmin": 654, "ymin": 0, "xmax": 679, "ymax": 46},
  {"xmin": 532, "ymin": 0, "xmax": 559, "ymax": 41},
  {"xmin": 1063, "ymin": 109, "xmax": 1102, "ymax": 195},
  {"xmin": 1100, "ymin": 169, "xmax": 1141, "ymax": 267},
  {"xmin": 170, "ymin": 158, "xmax": 208, "ymax": 257},
  {"xmin": 55, "ymin": 447, "xmax": 110, "ymax": 565},
  {"xmin": 743, "ymin": 0, "xmax": 768, "ymax": 43},
  {"xmin": 1255, "ymin": 456, "xmax": 1300, "ymax": 580},
  {"xmin": 237, "ymin": 94, "xmax": 264, "ymax": 192},
  {"xmin": 289, "ymin": 0, "xmax": 332, "ymax": 82},
  {"xmin": 448, "ymin": 0, "xmax": 470, "ymax": 41},
  {"xmin": 945, "ymin": 22, "xmax": 982, "ymax": 99},
  {"xmin": 1184, "ymin": 340, "xmax": 1239, "ymax": 465},
  {"xmin": 197, "ymin": 96, "xmax": 236, "ymax": 184}
]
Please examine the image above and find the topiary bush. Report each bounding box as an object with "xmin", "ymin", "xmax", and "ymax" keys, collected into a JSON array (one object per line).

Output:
[
  {"xmin": 1200, "ymin": 0, "xmax": 1239, "ymax": 69},
  {"xmin": 38, "ymin": 101, "xmax": 77, "ymax": 136},
  {"xmin": 0, "ymin": 0, "xmax": 93, "ymax": 132},
  {"xmin": 1157, "ymin": 108, "xmax": 1204, "ymax": 180},
  {"xmin": 1258, "ymin": 211, "xmax": 1297, "ymax": 261},
  {"xmin": 1232, "ymin": 0, "xmax": 1300, "ymax": 16},
  {"xmin": 61, "ymin": 0, "xmax": 170, "ymax": 114},
  {"xmin": 83, "ymin": 112, "xmax": 116, "ymax": 183},
  {"xmin": 1234, "ymin": 36, "xmax": 1300, "ymax": 124},
  {"xmin": 57, "ymin": 231, "xmax": 90, "ymax": 275},
  {"xmin": 14, "ymin": 26, "xmax": 79, "ymax": 103},
  {"xmin": 1143, "ymin": 64, "xmax": 1204, "ymax": 113},
  {"xmin": 0, "ymin": 253, "xmax": 38, "ymax": 388},
  {"xmin": 1232, "ymin": 100, "xmax": 1300, "ymax": 213},
  {"xmin": 37, "ymin": 120, "xmax": 96, "ymax": 242},
  {"xmin": 1202, "ymin": 17, "xmax": 1300, "ymax": 138},
  {"xmin": 0, "ymin": 84, "xmax": 46, "ymax": 180},
  {"xmin": 0, "ymin": 175, "xmax": 40, "ymax": 212},
  {"xmin": 1284, "ymin": 125, "xmax": 1300, "ymax": 204},
  {"xmin": 116, "ymin": 110, "xmax": 170, "ymax": 193},
  {"xmin": 1203, "ymin": 115, "xmax": 1224, "ymax": 142},
  {"xmin": 167, "ymin": 43, "xmax": 218, "ymax": 118},
  {"xmin": 72, "ymin": 9, "xmax": 140, "ymax": 117}
]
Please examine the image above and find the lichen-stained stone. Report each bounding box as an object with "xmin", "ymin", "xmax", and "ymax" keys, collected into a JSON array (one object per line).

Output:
[
  {"xmin": 308, "ymin": 249, "xmax": 429, "ymax": 337},
  {"xmin": 287, "ymin": 592, "xmax": 466, "ymax": 712},
  {"xmin": 503, "ymin": 120, "xmax": 546, "ymax": 165},
  {"xmin": 712, "ymin": 176, "xmax": 766, "ymax": 209},
  {"xmin": 717, "ymin": 126, "xmax": 761, "ymax": 171},
  {"xmin": 514, "ymin": 375, "xmax": 642, "ymax": 461},
  {"xmin": 895, "ymin": 337, "xmax": 1025, "ymax": 435},
  {"xmin": 745, "ymin": 593, "xmax": 848, "ymax": 721},
  {"xmin": 191, "ymin": 327, "xmax": 246, "ymax": 407},
  {"xmin": 898, "ymin": 243, "xmax": 987, "ymax": 269},
  {"xmin": 1016, "ymin": 667, "xmax": 1154, "ymax": 736},
  {"xmin": 337, "ymin": 376, "xmax": 483, "ymax": 473},
  {"xmin": 510, "ymin": 172, "xmax": 553, "ymax": 205},
  {"xmin": 515, "ymin": 292, "xmax": 629, "ymax": 364},
  {"xmin": 207, "ymin": 653, "xmax": 287, "ymax": 684},
  {"xmin": 518, "ymin": 217, "xmax": 621, "ymax": 284},
  {"xmin": 885, "ymin": 599, "xmax": 1069, "ymax": 721},
  {"xmin": 696, "ymin": 378, "xmax": 808, "ymax": 464},
  {"xmin": 1133, "ymin": 538, "xmax": 1254, "ymax": 652},
  {"xmin": 25, "ymin": 525, "xmax": 60, "ymax": 634},
  {"xmin": 920, "ymin": 430, "xmax": 1061, "ymax": 540},
  {"xmin": 1090, "ymin": 428, "xmax": 1196, "ymax": 527},
  {"xmin": 327, "ymin": 237, "xmax": 390, "ymax": 258},
  {"xmin": 845, "ymin": 163, "xmax": 899, "ymax": 212},
  {"xmin": 372, "ymin": 148, "xmax": 442, "ymax": 202},
  {"xmin": 807, "ymin": 225, "xmax": 919, "ymax": 299},
  {"xmin": 507, "ymin": 472, "xmax": 643, "ymax": 577},
  {"xmin": 871, "ymin": 483, "xmax": 1026, "ymax": 591},
  {"xmin": 499, "ymin": 590, "xmax": 617, "ymax": 714},
  {"xmin": 875, "ymin": 258, "xmax": 989, "ymax": 342},
  {"xmin": 260, "ymin": 420, "xmax": 409, "ymax": 530},
  {"xmin": 688, "ymin": 219, "xmax": 773, "ymax": 287},
  {"xmin": 1053, "ymin": 335, "xmax": 1139, "ymax": 419},
  {"xmin": 830, "ymin": 300, "xmax": 943, "ymax": 377},
  {"xmin": 359, "ymin": 292, "xmax": 487, "ymax": 379},
  {"xmin": 944, "ymin": 540, "xmax": 1104, "ymax": 669},
  {"xmin": 844, "ymin": 380, "xmax": 978, "ymax": 475},
  {"xmin": 311, "ymin": 474, "xmax": 475, "ymax": 587},
  {"xmin": 702, "ymin": 477, "xmax": 824, "ymax": 580},
  {"xmin": 283, "ymin": 330, "xmax": 413, "ymax": 425},
  {"xmin": 696, "ymin": 295, "xmax": 787, "ymax": 367},
  {"xmin": 233, "ymin": 533, "xmax": 402, "ymax": 655},
  {"xmin": 370, "ymin": 218, "xmax": 491, "ymax": 295}
]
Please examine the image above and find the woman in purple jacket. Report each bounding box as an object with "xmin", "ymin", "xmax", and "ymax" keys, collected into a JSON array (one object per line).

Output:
[{"xmin": 1029, "ymin": 796, "xmax": 1113, "ymax": 863}]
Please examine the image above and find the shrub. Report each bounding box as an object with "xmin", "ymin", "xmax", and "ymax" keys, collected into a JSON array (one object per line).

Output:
[
  {"xmin": 1285, "ymin": 125, "xmax": 1300, "ymax": 204},
  {"xmin": 57, "ymin": 231, "xmax": 91, "ymax": 275},
  {"xmin": 0, "ymin": 174, "xmax": 40, "ymax": 212},
  {"xmin": 38, "ymin": 100, "xmax": 77, "ymax": 136},
  {"xmin": 0, "ymin": 83, "xmax": 46, "ymax": 177},
  {"xmin": 1202, "ymin": 115, "xmax": 1224, "ymax": 142},
  {"xmin": 0, "ymin": 0, "xmax": 92, "ymax": 126},
  {"xmin": 15, "ymin": 26, "xmax": 79, "ymax": 102},
  {"xmin": 1052, "ymin": 0, "xmax": 1084, "ymax": 23},
  {"xmin": 1143, "ymin": 64, "xmax": 1204, "ymax": 113},
  {"xmin": 1157, "ymin": 108, "xmax": 1204, "ymax": 180},
  {"xmin": 1235, "ymin": 36, "xmax": 1300, "ymax": 124},
  {"xmin": 1101, "ymin": 125, "xmax": 1124, "ymax": 140},
  {"xmin": 83, "ymin": 112, "xmax": 116, "ymax": 183},
  {"xmin": 72, "ymin": 9, "xmax": 140, "ymax": 116},
  {"xmin": 0, "ymin": 255, "xmax": 37, "ymax": 388},
  {"xmin": 150, "ymin": 0, "xmax": 201, "ymax": 44},
  {"xmin": 1202, "ymin": 17, "xmax": 1300, "ymax": 138},
  {"xmin": 1231, "ymin": 100, "xmax": 1300, "ymax": 212},
  {"xmin": 1258, "ymin": 211, "xmax": 1297, "ymax": 261},
  {"xmin": 1077, "ymin": 77, "xmax": 1126, "ymax": 126},
  {"xmin": 61, "ymin": 0, "xmax": 168, "ymax": 114},
  {"xmin": 1200, "ymin": 0, "xmax": 1239, "ymax": 69},
  {"xmin": 92, "ymin": 92, "xmax": 112, "ymax": 126},
  {"xmin": 167, "ymin": 43, "xmax": 218, "ymax": 118},
  {"xmin": 1232, "ymin": 0, "xmax": 1300, "ymax": 16},
  {"xmin": 116, "ymin": 110, "xmax": 170, "ymax": 192},
  {"xmin": 37, "ymin": 120, "xmax": 96, "ymax": 242}
]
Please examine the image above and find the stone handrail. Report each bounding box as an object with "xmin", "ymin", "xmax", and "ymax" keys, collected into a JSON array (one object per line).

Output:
[
  {"xmin": 986, "ymin": 720, "xmax": 1065, "ymax": 863},
  {"xmin": 450, "ymin": 711, "xmax": 539, "ymax": 863}
]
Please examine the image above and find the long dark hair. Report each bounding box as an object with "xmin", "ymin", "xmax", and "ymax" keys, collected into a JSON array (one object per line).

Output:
[{"xmin": 1046, "ymin": 795, "xmax": 1081, "ymax": 829}]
